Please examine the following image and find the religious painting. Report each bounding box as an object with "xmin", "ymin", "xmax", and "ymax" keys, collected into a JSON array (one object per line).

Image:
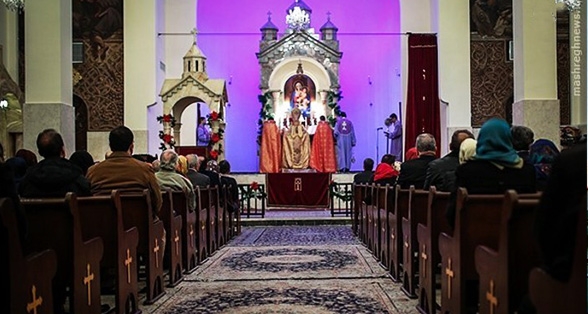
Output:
[
  {"xmin": 284, "ymin": 75, "xmax": 316, "ymax": 118},
  {"xmin": 469, "ymin": 0, "xmax": 512, "ymax": 38}
]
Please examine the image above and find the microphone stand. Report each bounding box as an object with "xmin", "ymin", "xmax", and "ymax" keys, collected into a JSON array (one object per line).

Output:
[{"xmin": 376, "ymin": 127, "xmax": 384, "ymax": 161}]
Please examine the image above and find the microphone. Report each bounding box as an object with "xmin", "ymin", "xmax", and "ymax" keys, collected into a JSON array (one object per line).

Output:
[{"xmin": 377, "ymin": 127, "xmax": 384, "ymax": 130}]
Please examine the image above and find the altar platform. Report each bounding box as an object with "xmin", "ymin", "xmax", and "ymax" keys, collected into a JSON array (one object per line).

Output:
[{"xmin": 232, "ymin": 172, "xmax": 354, "ymax": 210}]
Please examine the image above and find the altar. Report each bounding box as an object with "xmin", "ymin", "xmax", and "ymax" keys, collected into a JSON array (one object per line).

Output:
[{"xmin": 267, "ymin": 172, "xmax": 330, "ymax": 208}]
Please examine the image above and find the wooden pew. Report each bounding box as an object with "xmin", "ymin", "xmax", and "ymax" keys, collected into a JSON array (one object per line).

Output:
[
  {"xmin": 77, "ymin": 191, "xmax": 141, "ymax": 314},
  {"xmin": 171, "ymin": 190, "xmax": 198, "ymax": 273},
  {"xmin": 21, "ymin": 193, "xmax": 104, "ymax": 314},
  {"xmin": 1, "ymin": 198, "xmax": 58, "ymax": 314},
  {"xmin": 438, "ymin": 188, "xmax": 508, "ymax": 314},
  {"xmin": 389, "ymin": 185, "xmax": 409, "ymax": 282},
  {"xmin": 366, "ymin": 184, "xmax": 378, "ymax": 254},
  {"xmin": 119, "ymin": 190, "xmax": 166, "ymax": 305},
  {"xmin": 474, "ymin": 190, "xmax": 541, "ymax": 314},
  {"xmin": 352, "ymin": 183, "xmax": 363, "ymax": 236},
  {"xmin": 401, "ymin": 186, "xmax": 429, "ymax": 298},
  {"xmin": 219, "ymin": 185, "xmax": 232, "ymax": 243},
  {"xmin": 416, "ymin": 186, "xmax": 451, "ymax": 314},
  {"xmin": 528, "ymin": 198, "xmax": 586, "ymax": 314},
  {"xmin": 358, "ymin": 184, "xmax": 369, "ymax": 245},
  {"xmin": 159, "ymin": 190, "xmax": 184, "ymax": 287},
  {"xmin": 196, "ymin": 187, "xmax": 209, "ymax": 261},
  {"xmin": 376, "ymin": 185, "xmax": 391, "ymax": 268},
  {"xmin": 211, "ymin": 185, "xmax": 226, "ymax": 248}
]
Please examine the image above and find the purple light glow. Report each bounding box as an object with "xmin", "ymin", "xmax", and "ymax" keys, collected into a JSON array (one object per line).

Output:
[{"xmin": 198, "ymin": 0, "xmax": 401, "ymax": 172}]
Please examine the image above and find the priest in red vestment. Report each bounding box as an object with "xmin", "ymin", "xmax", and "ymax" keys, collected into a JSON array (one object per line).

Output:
[
  {"xmin": 310, "ymin": 116, "xmax": 337, "ymax": 173},
  {"xmin": 259, "ymin": 118, "xmax": 282, "ymax": 173}
]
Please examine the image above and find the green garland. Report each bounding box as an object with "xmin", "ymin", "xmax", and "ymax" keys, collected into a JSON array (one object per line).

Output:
[
  {"xmin": 329, "ymin": 182, "xmax": 353, "ymax": 202},
  {"xmin": 326, "ymin": 90, "xmax": 343, "ymax": 127},
  {"xmin": 257, "ymin": 91, "xmax": 274, "ymax": 146}
]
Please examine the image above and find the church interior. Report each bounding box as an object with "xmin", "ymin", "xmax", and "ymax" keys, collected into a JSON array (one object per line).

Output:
[{"xmin": 0, "ymin": 0, "xmax": 586, "ymax": 313}]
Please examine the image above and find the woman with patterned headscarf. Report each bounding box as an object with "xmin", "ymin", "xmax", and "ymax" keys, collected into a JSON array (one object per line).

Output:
[
  {"xmin": 529, "ymin": 139, "xmax": 560, "ymax": 191},
  {"xmin": 446, "ymin": 118, "xmax": 537, "ymax": 228}
]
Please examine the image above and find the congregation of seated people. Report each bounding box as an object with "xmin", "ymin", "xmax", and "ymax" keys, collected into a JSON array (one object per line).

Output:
[
  {"xmin": 352, "ymin": 117, "xmax": 585, "ymax": 314},
  {"xmin": 0, "ymin": 125, "xmax": 240, "ymax": 314}
]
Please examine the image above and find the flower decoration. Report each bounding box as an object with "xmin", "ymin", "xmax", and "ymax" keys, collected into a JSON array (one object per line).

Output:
[
  {"xmin": 211, "ymin": 133, "xmax": 221, "ymax": 144},
  {"xmin": 207, "ymin": 110, "xmax": 224, "ymax": 159},
  {"xmin": 157, "ymin": 114, "xmax": 177, "ymax": 151},
  {"xmin": 209, "ymin": 149, "xmax": 219, "ymax": 160},
  {"xmin": 250, "ymin": 181, "xmax": 259, "ymax": 190}
]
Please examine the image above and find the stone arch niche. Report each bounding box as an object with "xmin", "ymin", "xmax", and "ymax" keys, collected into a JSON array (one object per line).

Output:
[
  {"xmin": 257, "ymin": 1, "xmax": 342, "ymax": 127},
  {"xmin": 160, "ymin": 42, "xmax": 228, "ymax": 159},
  {"xmin": 268, "ymin": 57, "xmax": 332, "ymax": 124}
]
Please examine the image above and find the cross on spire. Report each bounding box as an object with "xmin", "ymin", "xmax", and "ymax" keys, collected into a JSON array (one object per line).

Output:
[
  {"xmin": 190, "ymin": 28, "xmax": 199, "ymax": 44},
  {"xmin": 326, "ymin": 11, "xmax": 331, "ymax": 21},
  {"xmin": 267, "ymin": 11, "xmax": 272, "ymax": 20}
]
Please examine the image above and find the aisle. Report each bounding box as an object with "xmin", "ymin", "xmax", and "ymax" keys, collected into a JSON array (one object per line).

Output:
[{"xmin": 144, "ymin": 226, "xmax": 418, "ymax": 313}]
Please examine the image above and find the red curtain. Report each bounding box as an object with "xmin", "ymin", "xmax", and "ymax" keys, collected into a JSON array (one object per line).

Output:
[{"xmin": 405, "ymin": 34, "xmax": 441, "ymax": 157}]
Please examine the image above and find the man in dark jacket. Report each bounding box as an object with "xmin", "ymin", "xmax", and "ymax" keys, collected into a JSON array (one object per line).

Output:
[
  {"xmin": 186, "ymin": 154, "xmax": 210, "ymax": 188},
  {"xmin": 423, "ymin": 129, "xmax": 474, "ymax": 191},
  {"xmin": 353, "ymin": 158, "xmax": 374, "ymax": 184},
  {"xmin": 19, "ymin": 129, "xmax": 91, "ymax": 197},
  {"xmin": 397, "ymin": 133, "xmax": 437, "ymax": 189}
]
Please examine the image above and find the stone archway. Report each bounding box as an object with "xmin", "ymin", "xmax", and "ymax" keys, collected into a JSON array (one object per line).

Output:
[{"xmin": 268, "ymin": 56, "xmax": 333, "ymax": 124}]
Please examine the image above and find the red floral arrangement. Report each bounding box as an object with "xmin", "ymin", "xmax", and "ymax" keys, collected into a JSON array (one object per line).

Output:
[
  {"xmin": 157, "ymin": 114, "xmax": 177, "ymax": 151},
  {"xmin": 207, "ymin": 110, "xmax": 224, "ymax": 159},
  {"xmin": 250, "ymin": 181, "xmax": 259, "ymax": 190}
]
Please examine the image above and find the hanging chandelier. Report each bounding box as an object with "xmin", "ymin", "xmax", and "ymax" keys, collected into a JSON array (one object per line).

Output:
[
  {"xmin": 2, "ymin": 0, "xmax": 24, "ymax": 11},
  {"xmin": 556, "ymin": 0, "xmax": 582, "ymax": 11}
]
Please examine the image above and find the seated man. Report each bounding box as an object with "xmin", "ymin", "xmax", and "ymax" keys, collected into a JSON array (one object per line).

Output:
[
  {"xmin": 353, "ymin": 158, "xmax": 374, "ymax": 184},
  {"xmin": 397, "ymin": 133, "xmax": 437, "ymax": 189},
  {"xmin": 186, "ymin": 154, "xmax": 210, "ymax": 188},
  {"xmin": 19, "ymin": 129, "xmax": 91, "ymax": 197},
  {"xmin": 155, "ymin": 149, "xmax": 196, "ymax": 211},
  {"xmin": 87, "ymin": 126, "xmax": 162, "ymax": 216},
  {"xmin": 423, "ymin": 129, "xmax": 474, "ymax": 192},
  {"xmin": 218, "ymin": 160, "xmax": 240, "ymax": 213}
]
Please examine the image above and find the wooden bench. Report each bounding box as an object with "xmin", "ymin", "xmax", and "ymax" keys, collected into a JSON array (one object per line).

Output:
[
  {"xmin": 389, "ymin": 185, "xmax": 409, "ymax": 281},
  {"xmin": 210, "ymin": 186, "xmax": 225, "ymax": 248},
  {"xmin": 365, "ymin": 184, "xmax": 379, "ymax": 254},
  {"xmin": 171, "ymin": 190, "xmax": 198, "ymax": 273},
  {"xmin": 529, "ymin": 198, "xmax": 586, "ymax": 314},
  {"xmin": 1, "ymin": 198, "xmax": 58, "ymax": 314},
  {"xmin": 352, "ymin": 184, "xmax": 363, "ymax": 236},
  {"xmin": 119, "ymin": 190, "xmax": 166, "ymax": 305},
  {"xmin": 159, "ymin": 190, "xmax": 184, "ymax": 287},
  {"xmin": 416, "ymin": 186, "xmax": 451, "ymax": 314},
  {"xmin": 401, "ymin": 185, "xmax": 429, "ymax": 298},
  {"xmin": 219, "ymin": 185, "xmax": 232, "ymax": 243},
  {"xmin": 439, "ymin": 188, "xmax": 511, "ymax": 314},
  {"xmin": 474, "ymin": 191, "xmax": 540, "ymax": 314},
  {"xmin": 357, "ymin": 184, "xmax": 369, "ymax": 245},
  {"xmin": 77, "ymin": 191, "xmax": 141, "ymax": 314},
  {"xmin": 376, "ymin": 185, "xmax": 391, "ymax": 268},
  {"xmin": 21, "ymin": 193, "xmax": 104, "ymax": 314},
  {"xmin": 196, "ymin": 187, "xmax": 210, "ymax": 261}
]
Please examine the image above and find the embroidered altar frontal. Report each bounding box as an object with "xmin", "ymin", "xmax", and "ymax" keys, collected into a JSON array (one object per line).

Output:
[{"xmin": 267, "ymin": 173, "xmax": 330, "ymax": 208}]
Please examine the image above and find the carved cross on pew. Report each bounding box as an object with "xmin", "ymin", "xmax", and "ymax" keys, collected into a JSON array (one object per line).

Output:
[
  {"xmin": 404, "ymin": 235, "xmax": 410, "ymax": 257},
  {"xmin": 174, "ymin": 230, "xmax": 180, "ymax": 256},
  {"xmin": 421, "ymin": 244, "xmax": 427, "ymax": 278},
  {"xmin": 83, "ymin": 263, "xmax": 95, "ymax": 305},
  {"xmin": 201, "ymin": 220, "xmax": 205, "ymax": 230},
  {"xmin": 189, "ymin": 224, "xmax": 195, "ymax": 248},
  {"xmin": 153, "ymin": 238, "xmax": 160, "ymax": 268},
  {"xmin": 124, "ymin": 249, "xmax": 133, "ymax": 284},
  {"xmin": 26, "ymin": 285, "xmax": 43, "ymax": 314},
  {"xmin": 486, "ymin": 280, "xmax": 498, "ymax": 314},
  {"xmin": 445, "ymin": 258, "xmax": 454, "ymax": 299}
]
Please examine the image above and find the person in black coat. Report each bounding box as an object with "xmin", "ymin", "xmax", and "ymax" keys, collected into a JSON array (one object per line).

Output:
[
  {"xmin": 218, "ymin": 160, "xmax": 239, "ymax": 213},
  {"xmin": 18, "ymin": 129, "xmax": 91, "ymax": 198},
  {"xmin": 186, "ymin": 154, "xmax": 211, "ymax": 188},
  {"xmin": 423, "ymin": 129, "xmax": 474, "ymax": 191},
  {"xmin": 446, "ymin": 118, "xmax": 537, "ymax": 229},
  {"xmin": 397, "ymin": 133, "xmax": 437, "ymax": 189},
  {"xmin": 353, "ymin": 158, "xmax": 374, "ymax": 184}
]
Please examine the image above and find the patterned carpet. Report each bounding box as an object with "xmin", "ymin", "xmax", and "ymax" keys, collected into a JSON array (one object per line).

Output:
[{"xmin": 143, "ymin": 226, "xmax": 419, "ymax": 313}]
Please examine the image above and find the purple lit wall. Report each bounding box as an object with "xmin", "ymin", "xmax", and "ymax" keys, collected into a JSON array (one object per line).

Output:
[{"xmin": 198, "ymin": 0, "xmax": 401, "ymax": 172}]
